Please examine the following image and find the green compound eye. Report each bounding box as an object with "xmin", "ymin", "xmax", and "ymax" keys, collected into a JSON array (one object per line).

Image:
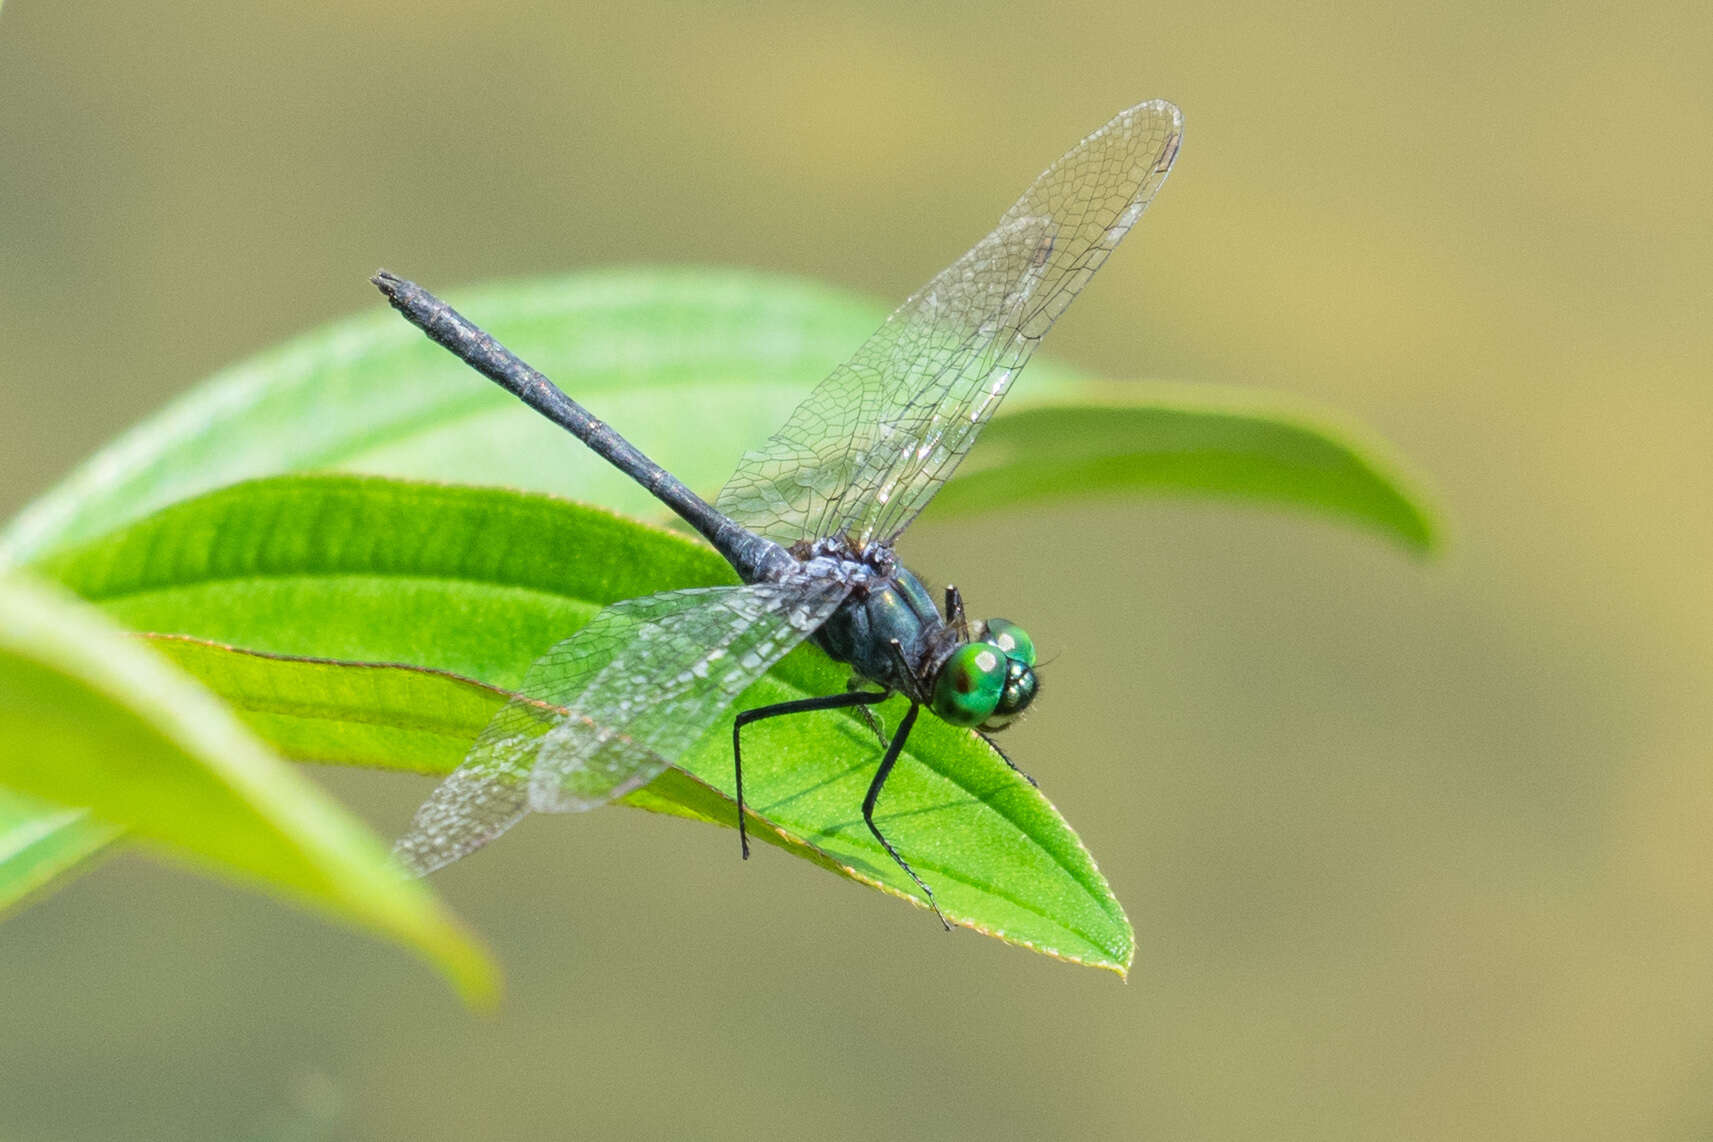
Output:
[
  {"xmin": 982, "ymin": 618, "xmax": 1036, "ymax": 667},
  {"xmin": 931, "ymin": 642, "xmax": 1008, "ymax": 727},
  {"xmin": 982, "ymin": 657, "xmax": 1039, "ymax": 731}
]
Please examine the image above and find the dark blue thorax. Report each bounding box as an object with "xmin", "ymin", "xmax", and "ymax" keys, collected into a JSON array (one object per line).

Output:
[{"xmin": 809, "ymin": 563, "xmax": 949, "ymax": 699}]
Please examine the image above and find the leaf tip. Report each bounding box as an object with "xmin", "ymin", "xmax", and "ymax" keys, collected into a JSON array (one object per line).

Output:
[{"xmin": 390, "ymin": 892, "xmax": 504, "ymax": 1009}]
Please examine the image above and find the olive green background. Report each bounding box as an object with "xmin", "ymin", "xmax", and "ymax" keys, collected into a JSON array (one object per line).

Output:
[{"xmin": 3, "ymin": 1, "xmax": 1710, "ymax": 1139}]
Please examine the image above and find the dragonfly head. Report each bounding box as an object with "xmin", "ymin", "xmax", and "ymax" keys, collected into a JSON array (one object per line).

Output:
[{"xmin": 930, "ymin": 618, "xmax": 1038, "ymax": 732}]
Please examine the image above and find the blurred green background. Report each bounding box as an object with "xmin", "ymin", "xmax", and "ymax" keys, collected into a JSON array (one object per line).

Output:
[{"xmin": 4, "ymin": 1, "xmax": 1711, "ymax": 1139}]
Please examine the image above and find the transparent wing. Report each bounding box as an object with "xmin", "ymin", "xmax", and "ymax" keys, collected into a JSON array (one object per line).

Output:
[
  {"xmin": 393, "ymin": 577, "xmax": 849, "ymax": 876},
  {"xmin": 715, "ymin": 99, "xmax": 1183, "ymax": 549}
]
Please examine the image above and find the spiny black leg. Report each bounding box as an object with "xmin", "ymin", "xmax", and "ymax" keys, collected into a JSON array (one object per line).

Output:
[
  {"xmin": 981, "ymin": 731, "xmax": 1038, "ymax": 788},
  {"xmin": 846, "ymin": 677, "xmax": 889, "ymax": 746},
  {"xmin": 863, "ymin": 702, "xmax": 950, "ymax": 930},
  {"xmin": 733, "ymin": 689, "xmax": 888, "ymax": 859}
]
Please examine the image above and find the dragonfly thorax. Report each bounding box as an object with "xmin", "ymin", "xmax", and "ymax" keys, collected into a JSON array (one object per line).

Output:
[{"xmin": 793, "ymin": 537, "xmax": 1039, "ymax": 732}]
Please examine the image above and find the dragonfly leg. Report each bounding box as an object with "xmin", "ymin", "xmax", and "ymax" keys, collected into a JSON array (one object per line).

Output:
[
  {"xmin": 982, "ymin": 731, "xmax": 1039, "ymax": 788},
  {"xmin": 863, "ymin": 702, "xmax": 950, "ymax": 930},
  {"xmin": 733, "ymin": 689, "xmax": 888, "ymax": 859},
  {"xmin": 845, "ymin": 676, "xmax": 890, "ymax": 745}
]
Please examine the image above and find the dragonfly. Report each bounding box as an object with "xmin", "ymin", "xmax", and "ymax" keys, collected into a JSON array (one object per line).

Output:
[{"xmin": 374, "ymin": 99, "xmax": 1182, "ymax": 925}]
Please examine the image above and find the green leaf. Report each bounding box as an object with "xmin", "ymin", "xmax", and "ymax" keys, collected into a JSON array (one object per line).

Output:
[
  {"xmin": 135, "ymin": 636, "xmax": 1097, "ymax": 940},
  {"xmin": 37, "ymin": 475, "xmax": 1134, "ymax": 971},
  {"xmin": 136, "ymin": 637, "xmax": 515, "ymax": 775},
  {"xmin": 929, "ymin": 384, "xmax": 1437, "ymax": 552},
  {"xmin": 0, "ymin": 574, "xmax": 495, "ymax": 1001}
]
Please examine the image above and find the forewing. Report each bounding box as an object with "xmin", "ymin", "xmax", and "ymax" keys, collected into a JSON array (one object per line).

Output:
[
  {"xmin": 716, "ymin": 99, "xmax": 1183, "ymax": 549},
  {"xmin": 713, "ymin": 214, "xmax": 1055, "ymax": 546},
  {"xmin": 393, "ymin": 577, "xmax": 849, "ymax": 875}
]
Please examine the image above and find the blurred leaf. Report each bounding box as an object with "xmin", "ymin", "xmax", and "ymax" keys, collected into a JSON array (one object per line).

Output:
[
  {"xmin": 0, "ymin": 789, "xmax": 117, "ymax": 916},
  {"xmin": 0, "ymin": 574, "xmax": 495, "ymax": 1002},
  {"xmin": 931, "ymin": 385, "xmax": 1437, "ymax": 552},
  {"xmin": 0, "ymin": 269, "xmax": 915, "ymax": 565},
  {"xmin": 0, "ymin": 268, "xmax": 1433, "ymax": 567},
  {"xmin": 38, "ymin": 476, "xmax": 1134, "ymax": 971}
]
